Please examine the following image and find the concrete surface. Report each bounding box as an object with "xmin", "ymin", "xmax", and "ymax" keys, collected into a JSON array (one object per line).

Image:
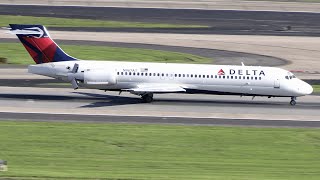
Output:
[{"xmin": 0, "ymin": 0, "xmax": 320, "ymax": 13}]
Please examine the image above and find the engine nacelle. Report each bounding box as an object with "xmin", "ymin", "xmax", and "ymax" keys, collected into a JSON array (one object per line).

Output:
[{"xmin": 84, "ymin": 70, "xmax": 117, "ymax": 86}]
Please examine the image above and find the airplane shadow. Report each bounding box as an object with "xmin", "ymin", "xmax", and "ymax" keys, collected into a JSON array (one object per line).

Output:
[
  {"xmin": 0, "ymin": 93, "xmax": 318, "ymax": 109},
  {"xmin": 0, "ymin": 93, "xmax": 141, "ymax": 107}
]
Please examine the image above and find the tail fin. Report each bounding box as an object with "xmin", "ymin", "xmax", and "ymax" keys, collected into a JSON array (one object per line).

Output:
[{"xmin": 9, "ymin": 24, "xmax": 77, "ymax": 64}]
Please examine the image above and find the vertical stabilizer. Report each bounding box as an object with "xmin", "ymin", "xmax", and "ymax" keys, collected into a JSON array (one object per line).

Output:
[{"xmin": 9, "ymin": 24, "xmax": 77, "ymax": 64}]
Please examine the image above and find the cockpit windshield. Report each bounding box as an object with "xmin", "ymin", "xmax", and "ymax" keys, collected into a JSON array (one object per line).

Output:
[{"xmin": 285, "ymin": 73, "xmax": 296, "ymax": 80}]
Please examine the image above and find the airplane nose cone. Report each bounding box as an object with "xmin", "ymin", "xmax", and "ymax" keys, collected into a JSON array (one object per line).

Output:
[
  {"xmin": 305, "ymin": 84, "xmax": 313, "ymax": 95},
  {"xmin": 300, "ymin": 82, "xmax": 313, "ymax": 95}
]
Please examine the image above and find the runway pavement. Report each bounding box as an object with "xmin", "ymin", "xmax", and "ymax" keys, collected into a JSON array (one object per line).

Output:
[
  {"xmin": 1, "ymin": 5, "xmax": 320, "ymax": 36},
  {"xmin": 0, "ymin": 86, "xmax": 319, "ymax": 127},
  {"xmin": 1, "ymin": 0, "xmax": 320, "ymax": 13}
]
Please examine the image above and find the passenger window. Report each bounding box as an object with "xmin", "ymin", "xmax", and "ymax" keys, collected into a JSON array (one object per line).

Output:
[
  {"xmin": 149, "ymin": 73, "xmax": 152, "ymax": 76},
  {"xmin": 259, "ymin": 77, "xmax": 262, "ymax": 80},
  {"xmin": 219, "ymin": 76, "xmax": 221, "ymax": 79},
  {"xmin": 175, "ymin": 74, "xmax": 177, "ymax": 77},
  {"xmin": 195, "ymin": 75, "xmax": 197, "ymax": 78},
  {"xmin": 129, "ymin": 72, "xmax": 132, "ymax": 75},
  {"xmin": 145, "ymin": 73, "xmax": 148, "ymax": 76},
  {"xmin": 133, "ymin": 72, "xmax": 136, "ymax": 76},
  {"xmin": 121, "ymin": 72, "xmax": 124, "ymax": 75},
  {"xmin": 255, "ymin": 77, "xmax": 257, "ymax": 80},
  {"xmin": 231, "ymin": 76, "xmax": 233, "ymax": 79},
  {"xmin": 247, "ymin": 77, "xmax": 249, "ymax": 80},
  {"xmin": 223, "ymin": 76, "xmax": 225, "ymax": 79},
  {"xmin": 191, "ymin": 74, "xmax": 193, "ymax": 78},
  {"xmin": 183, "ymin": 74, "xmax": 185, "ymax": 77},
  {"xmin": 162, "ymin": 73, "xmax": 164, "ymax": 76},
  {"xmin": 215, "ymin": 75, "xmax": 217, "ymax": 78},
  {"xmin": 179, "ymin": 74, "xmax": 181, "ymax": 77},
  {"xmin": 227, "ymin": 76, "xmax": 229, "ymax": 79},
  {"xmin": 125, "ymin": 72, "xmax": 128, "ymax": 75},
  {"xmin": 235, "ymin": 76, "xmax": 237, "ymax": 79},
  {"xmin": 157, "ymin": 73, "xmax": 160, "ymax": 76}
]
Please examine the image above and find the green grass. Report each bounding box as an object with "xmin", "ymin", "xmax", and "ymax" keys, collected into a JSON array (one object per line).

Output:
[
  {"xmin": 0, "ymin": 121, "xmax": 319, "ymax": 180},
  {"xmin": 0, "ymin": 43, "xmax": 212, "ymax": 65},
  {"xmin": 0, "ymin": 15, "xmax": 207, "ymax": 28},
  {"xmin": 312, "ymin": 85, "xmax": 320, "ymax": 93}
]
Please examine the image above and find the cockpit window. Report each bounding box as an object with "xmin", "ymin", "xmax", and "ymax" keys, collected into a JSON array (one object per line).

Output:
[{"xmin": 285, "ymin": 73, "xmax": 297, "ymax": 80}]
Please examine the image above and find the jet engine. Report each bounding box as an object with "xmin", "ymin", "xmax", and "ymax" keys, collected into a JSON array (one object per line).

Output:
[
  {"xmin": 84, "ymin": 70, "xmax": 117, "ymax": 86},
  {"xmin": 66, "ymin": 63, "xmax": 116, "ymax": 89}
]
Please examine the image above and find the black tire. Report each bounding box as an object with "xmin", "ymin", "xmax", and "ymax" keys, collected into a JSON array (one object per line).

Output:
[
  {"xmin": 142, "ymin": 95, "xmax": 153, "ymax": 103},
  {"xmin": 290, "ymin": 100, "xmax": 296, "ymax": 106}
]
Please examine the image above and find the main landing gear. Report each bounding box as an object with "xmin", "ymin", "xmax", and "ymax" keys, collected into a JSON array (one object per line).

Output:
[
  {"xmin": 290, "ymin": 97, "xmax": 297, "ymax": 106},
  {"xmin": 141, "ymin": 93, "xmax": 153, "ymax": 103}
]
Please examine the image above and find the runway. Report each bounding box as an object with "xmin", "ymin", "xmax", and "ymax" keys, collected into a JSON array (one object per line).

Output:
[
  {"xmin": 1, "ymin": 5, "xmax": 320, "ymax": 36},
  {"xmin": 1, "ymin": 112, "xmax": 320, "ymax": 128},
  {"xmin": 0, "ymin": 86, "xmax": 319, "ymax": 128}
]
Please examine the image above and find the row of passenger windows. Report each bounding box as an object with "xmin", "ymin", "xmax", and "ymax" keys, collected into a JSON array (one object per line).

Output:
[{"xmin": 117, "ymin": 71, "xmax": 263, "ymax": 80}]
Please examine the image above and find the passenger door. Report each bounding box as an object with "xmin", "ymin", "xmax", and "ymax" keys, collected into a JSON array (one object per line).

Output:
[{"xmin": 274, "ymin": 79, "xmax": 280, "ymax": 88}]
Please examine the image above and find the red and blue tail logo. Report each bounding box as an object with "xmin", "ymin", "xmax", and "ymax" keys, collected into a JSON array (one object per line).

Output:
[{"xmin": 9, "ymin": 24, "xmax": 77, "ymax": 64}]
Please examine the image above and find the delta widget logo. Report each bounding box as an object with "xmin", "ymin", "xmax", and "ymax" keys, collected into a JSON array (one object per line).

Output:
[{"xmin": 218, "ymin": 69, "xmax": 225, "ymax": 75}]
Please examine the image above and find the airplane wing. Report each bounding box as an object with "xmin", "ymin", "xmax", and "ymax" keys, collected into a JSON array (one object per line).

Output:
[{"xmin": 126, "ymin": 84, "xmax": 186, "ymax": 93}]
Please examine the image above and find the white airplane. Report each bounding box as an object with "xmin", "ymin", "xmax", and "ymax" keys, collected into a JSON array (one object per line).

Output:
[{"xmin": 8, "ymin": 24, "xmax": 313, "ymax": 105}]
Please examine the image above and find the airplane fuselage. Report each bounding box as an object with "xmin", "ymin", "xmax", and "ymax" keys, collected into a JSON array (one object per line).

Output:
[{"xmin": 29, "ymin": 60, "xmax": 313, "ymax": 98}]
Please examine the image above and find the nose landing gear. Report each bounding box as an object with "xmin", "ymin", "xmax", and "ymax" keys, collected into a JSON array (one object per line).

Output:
[{"xmin": 290, "ymin": 97, "xmax": 297, "ymax": 106}]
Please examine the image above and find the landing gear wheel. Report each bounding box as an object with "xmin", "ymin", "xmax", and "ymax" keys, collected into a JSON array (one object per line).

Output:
[
  {"xmin": 290, "ymin": 100, "xmax": 296, "ymax": 106},
  {"xmin": 142, "ymin": 93, "xmax": 153, "ymax": 103},
  {"xmin": 290, "ymin": 97, "xmax": 297, "ymax": 106}
]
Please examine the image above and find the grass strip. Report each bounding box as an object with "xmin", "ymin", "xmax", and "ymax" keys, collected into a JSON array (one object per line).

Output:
[
  {"xmin": 0, "ymin": 15, "xmax": 207, "ymax": 28},
  {"xmin": 312, "ymin": 85, "xmax": 320, "ymax": 93},
  {"xmin": 0, "ymin": 43, "xmax": 212, "ymax": 65},
  {"xmin": 0, "ymin": 121, "xmax": 319, "ymax": 179}
]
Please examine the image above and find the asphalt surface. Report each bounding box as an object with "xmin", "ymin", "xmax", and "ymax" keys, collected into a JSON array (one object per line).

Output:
[
  {"xmin": 1, "ymin": 5, "xmax": 320, "ymax": 36},
  {"xmin": 1, "ymin": 112, "xmax": 320, "ymax": 128}
]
